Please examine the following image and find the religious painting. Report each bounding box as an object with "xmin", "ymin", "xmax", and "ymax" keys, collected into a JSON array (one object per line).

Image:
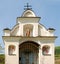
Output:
[
  {"xmin": 26, "ymin": 29, "xmax": 30, "ymax": 37},
  {"xmin": 8, "ymin": 45, "xmax": 16, "ymax": 55},
  {"xmin": 42, "ymin": 45, "xmax": 50, "ymax": 55}
]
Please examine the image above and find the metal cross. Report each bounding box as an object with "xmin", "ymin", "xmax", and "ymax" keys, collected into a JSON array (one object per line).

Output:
[{"xmin": 24, "ymin": 3, "xmax": 32, "ymax": 10}]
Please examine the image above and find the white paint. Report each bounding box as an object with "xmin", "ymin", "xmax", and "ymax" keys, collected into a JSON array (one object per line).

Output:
[{"xmin": 2, "ymin": 9, "xmax": 57, "ymax": 64}]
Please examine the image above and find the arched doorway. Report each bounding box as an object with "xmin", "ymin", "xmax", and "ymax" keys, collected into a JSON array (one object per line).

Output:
[{"xmin": 19, "ymin": 41, "xmax": 39, "ymax": 64}]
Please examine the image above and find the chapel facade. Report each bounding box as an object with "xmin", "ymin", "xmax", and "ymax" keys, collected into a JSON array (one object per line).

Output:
[{"xmin": 2, "ymin": 4, "xmax": 57, "ymax": 64}]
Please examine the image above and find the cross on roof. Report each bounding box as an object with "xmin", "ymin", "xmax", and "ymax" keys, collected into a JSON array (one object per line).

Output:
[{"xmin": 24, "ymin": 3, "xmax": 32, "ymax": 10}]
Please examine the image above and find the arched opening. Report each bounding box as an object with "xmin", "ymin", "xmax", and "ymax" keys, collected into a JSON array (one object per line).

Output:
[{"xmin": 19, "ymin": 41, "xmax": 39, "ymax": 64}]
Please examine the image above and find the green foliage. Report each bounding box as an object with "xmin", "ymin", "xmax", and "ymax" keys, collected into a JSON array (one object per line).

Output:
[
  {"xmin": 55, "ymin": 46, "xmax": 60, "ymax": 58},
  {"xmin": 0, "ymin": 54, "xmax": 5, "ymax": 64},
  {"xmin": 55, "ymin": 46, "xmax": 60, "ymax": 64}
]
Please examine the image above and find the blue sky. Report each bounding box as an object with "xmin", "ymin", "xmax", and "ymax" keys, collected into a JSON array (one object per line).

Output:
[{"xmin": 0, "ymin": 0, "xmax": 60, "ymax": 47}]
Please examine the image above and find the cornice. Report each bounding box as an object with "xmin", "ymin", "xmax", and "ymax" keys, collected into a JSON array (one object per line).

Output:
[
  {"xmin": 17, "ymin": 17, "xmax": 41, "ymax": 19},
  {"xmin": 2, "ymin": 36, "xmax": 57, "ymax": 38}
]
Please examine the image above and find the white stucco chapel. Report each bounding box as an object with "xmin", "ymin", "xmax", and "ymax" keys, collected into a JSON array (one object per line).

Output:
[{"xmin": 2, "ymin": 4, "xmax": 57, "ymax": 64}]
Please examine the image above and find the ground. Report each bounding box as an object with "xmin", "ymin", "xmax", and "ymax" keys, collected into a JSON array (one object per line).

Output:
[{"xmin": 55, "ymin": 59, "xmax": 60, "ymax": 64}]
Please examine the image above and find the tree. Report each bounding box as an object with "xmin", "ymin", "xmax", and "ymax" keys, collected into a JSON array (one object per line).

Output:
[{"xmin": 0, "ymin": 44, "xmax": 4, "ymax": 54}]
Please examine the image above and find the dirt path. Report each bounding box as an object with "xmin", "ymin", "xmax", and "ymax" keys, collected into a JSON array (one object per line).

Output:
[{"xmin": 55, "ymin": 59, "xmax": 60, "ymax": 64}]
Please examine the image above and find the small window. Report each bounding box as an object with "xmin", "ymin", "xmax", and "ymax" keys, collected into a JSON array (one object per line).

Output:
[
  {"xmin": 8, "ymin": 45, "xmax": 16, "ymax": 55},
  {"xmin": 42, "ymin": 45, "xmax": 50, "ymax": 55}
]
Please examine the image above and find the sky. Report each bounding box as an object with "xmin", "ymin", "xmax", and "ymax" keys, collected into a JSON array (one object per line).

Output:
[{"xmin": 0, "ymin": 0, "xmax": 60, "ymax": 48}]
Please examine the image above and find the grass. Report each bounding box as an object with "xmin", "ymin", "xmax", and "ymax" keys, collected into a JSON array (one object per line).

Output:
[
  {"xmin": 55, "ymin": 58, "xmax": 60, "ymax": 64},
  {"xmin": 0, "ymin": 54, "xmax": 5, "ymax": 64},
  {"xmin": 55, "ymin": 46, "xmax": 60, "ymax": 64}
]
